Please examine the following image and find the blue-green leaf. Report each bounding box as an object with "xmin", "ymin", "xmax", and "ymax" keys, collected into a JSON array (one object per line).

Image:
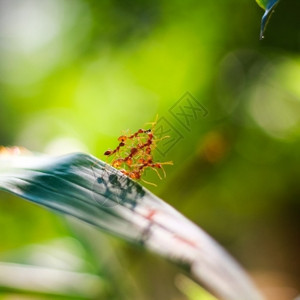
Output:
[
  {"xmin": 0, "ymin": 151, "xmax": 264, "ymax": 300},
  {"xmin": 257, "ymin": 0, "xmax": 281, "ymax": 39}
]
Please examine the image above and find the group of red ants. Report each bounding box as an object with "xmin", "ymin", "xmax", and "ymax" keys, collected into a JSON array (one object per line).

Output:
[{"xmin": 104, "ymin": 117, "xmax": 173, "ymax": 186}]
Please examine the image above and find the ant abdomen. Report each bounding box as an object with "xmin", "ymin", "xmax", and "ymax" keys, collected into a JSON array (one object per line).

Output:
[{"xmin": 104, "ymin": 150, "xmax": 112, "ymax": 156}]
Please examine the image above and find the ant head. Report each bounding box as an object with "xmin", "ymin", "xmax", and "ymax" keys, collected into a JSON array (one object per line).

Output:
[
  {"xmin": 121, "ymin": 169, "xmax": 129, "ymax": 176},
  {"xmin": 130, "ymin": 172, "xmax": 141, "ymax": 179},
  {"xmin": 112, "ymin": 159, "xmax": 123, "ymax": 167},
  {"xmin": 118, "ymin": 136, "xmax": 127, "ymax": 142}
]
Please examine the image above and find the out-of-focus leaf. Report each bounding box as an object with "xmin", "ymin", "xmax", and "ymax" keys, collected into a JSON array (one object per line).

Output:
[
  {"xmin": 0, "ymin": 151, "xmax": 264, "ymax": 300},
  {"xmin": 176, "ymin": 274, "xmax": 218, "ymax": 300},
  {"xmin": 0, "ymin": 262, "xmax": 105, "ymax": 299},
  {"xmin": 256, "ymin": 0, "xmax": 281, "ymax": 39}
]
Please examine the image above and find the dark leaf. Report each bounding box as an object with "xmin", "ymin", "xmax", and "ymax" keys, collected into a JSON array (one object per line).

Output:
[
  {"xmin": 0, "ymin": 151, "xmax": 264, "ymax": 300},
  {"xmin": 256, "ymin": 0, "xmax": 281, "ymax": 39}
]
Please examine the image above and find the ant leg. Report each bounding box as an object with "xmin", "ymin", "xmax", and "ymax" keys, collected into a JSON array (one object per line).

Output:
[
  {"xmin": 144, "ymin": 114, "xmax": 159, "ymax": 131},
  {"xmin": 155, "ymin": 135, "xmax": 170, "ymax": 142},
  {"xmin": 141, "ymin": 178, "xmax": 157, "ymax": 187},
  {"xmin": 151, "ymin": 166, "xmax": 162, "ymax": 180},
  {"xmin": 160, "ymin": 165, "xmax": 166, "ymax": 178},
  {"xmin": 150, "ymin": 135, "xmax": 170, "ymax": 152},
  {"xmin": 158, "ymin": 161, "xmax": 173, "ymax": 178}
]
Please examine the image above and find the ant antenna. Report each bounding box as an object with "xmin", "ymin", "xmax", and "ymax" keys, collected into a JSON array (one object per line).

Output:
[
  {"xmin": 151, "ymin": 167, "xmax": 163, "ymax": 180},
  {"xmin": 141, "ymin": 179, "xmax": 157, "ymax": 187},
  {"xmin": 145, "ymin": 114, "xmax": 159, "ymax": 130}
]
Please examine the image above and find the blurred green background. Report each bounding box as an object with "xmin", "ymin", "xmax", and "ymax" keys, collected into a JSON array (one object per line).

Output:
[{"xmin": 0, "ymin": 0, "xmax": 300, "ymax": 299}]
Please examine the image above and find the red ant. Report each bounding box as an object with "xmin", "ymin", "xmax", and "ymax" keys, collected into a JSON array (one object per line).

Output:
[
  {"xmin": 104, "ymin": 141, "xmax": 125, "ymax": 156},
  {"xmin": 103, "ymin": 116, "xmax": 173, "ymax": 186}
]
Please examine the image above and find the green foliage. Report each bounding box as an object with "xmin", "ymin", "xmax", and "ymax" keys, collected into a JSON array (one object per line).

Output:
[
  {"xmin": 0, "ymin": 0, "xmax": 299, "ymax": 298},
  {"xmin": 0, "ymin": 152, "xmax": 263, "ymax": 300},
  {"xmin": 176, "ymin": 275, "xmax": 218, "ymax": 300}
]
